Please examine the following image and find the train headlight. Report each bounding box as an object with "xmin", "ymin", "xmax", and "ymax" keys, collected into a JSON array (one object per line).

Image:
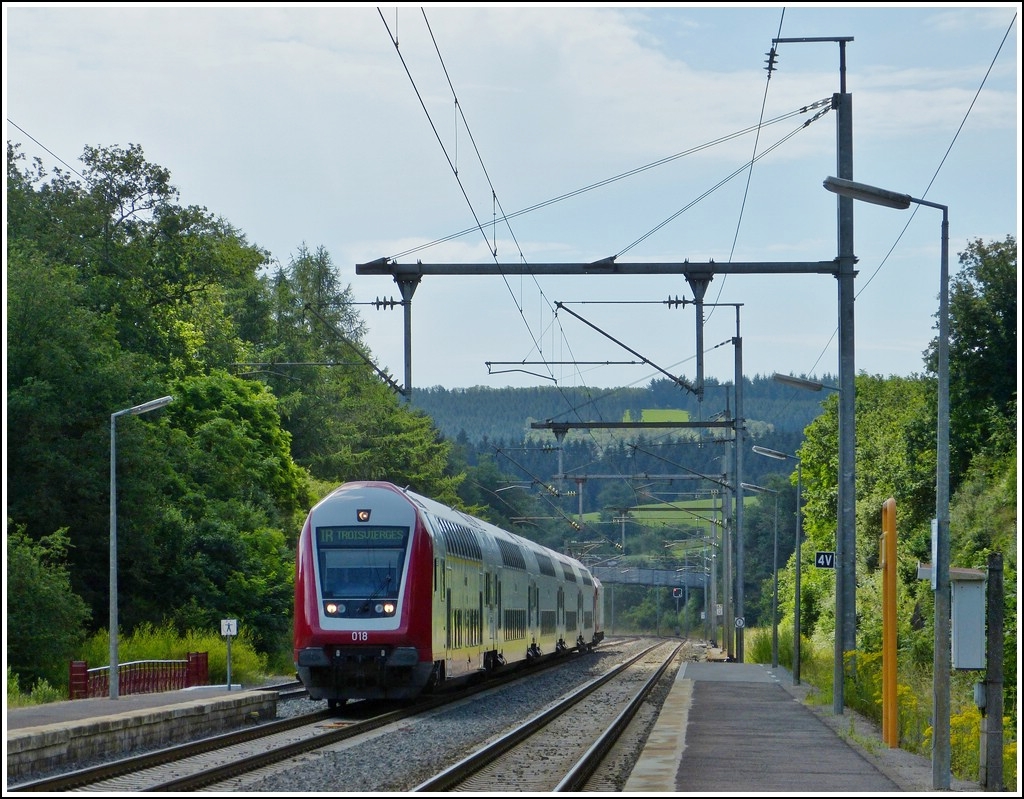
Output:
[
  {"xmin": 325, "ymin": 602, "xmax": 339, "ymax": 614},
  {"xmin": 383, "ymin": 602, "xmax": 395, "ymax": 615},
  {"xmin": 374, "ymin": 603, "xmax": 384, "ymax": 614}
]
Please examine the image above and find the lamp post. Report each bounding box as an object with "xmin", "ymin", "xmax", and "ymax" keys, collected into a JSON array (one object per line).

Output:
[
  {"xmin": 823, "ymin": 174, "xmax": 951, "ymax": 789},
  {"xmin": 110, "ymin": 395, "xmax": 174, "ymax": 700},
  {"xmin": 772, "ymin": 371, "xmax": 845, "ymax": 709},
  {"xmin": 772, "ymin": 372, "xmax": 839, "ymax": 394},
  {"xmin": 753, "ymin": 446, "xmax": 802, "ymax": 685},
  {"xmin": 741, "ymin": 482, "xmax": 779, "ymax": 668}
]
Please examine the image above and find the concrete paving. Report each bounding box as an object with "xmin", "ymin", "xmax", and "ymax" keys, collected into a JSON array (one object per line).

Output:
[{"xmin": 625, "ymin": 658, "xmax": 983, "ymax": 793}]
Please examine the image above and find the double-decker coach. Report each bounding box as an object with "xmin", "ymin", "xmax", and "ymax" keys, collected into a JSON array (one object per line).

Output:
[{"xmin": 293, "ymin": 481, "xmax": 604, "ymax": 706}]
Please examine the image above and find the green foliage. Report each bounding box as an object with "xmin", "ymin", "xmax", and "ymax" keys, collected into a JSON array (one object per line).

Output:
[
  {"xmin": 29, "ymin": 679, "xmax": 65, "ymax": 704},
  {"xmin": 928, "ymin": 235, "xmax": 1017, "ymax": 487},
  {"xmin": 181, "ymin": 627, "xmax": 269, "ymax": 685},
  {"xmin": 7, "ymin": 667, "xmax": 66, "ymax": 707},
  {"xmin": 6, "ymin": 522, "xmax": 91, "ymax": 691},
  {"xmin": 745, "ymin": 627, "xmax": 774, "ymax": 663},
  {"xmin": 7, "ymin": 667, "xmax": 32, "ymax": 707},
  {"xmin": 414, "ymin": 377, "xmax": 829, "ymax": 446},
  {"xmin": 78, "ymin": 622, "xmax": 269, "ymax": 686}
]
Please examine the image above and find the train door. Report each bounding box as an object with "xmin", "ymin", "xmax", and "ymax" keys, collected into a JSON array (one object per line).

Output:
[
  {"xmin": 528, "ymin": 579, "xmax": 537, "ymax": 632},
  {"xmin": 445, "ymin": 586, "xmax": 453, "ymax": 677},
  {"xmin": 486, "ymin": 571, "xmax": 497, "ymax": 648}
]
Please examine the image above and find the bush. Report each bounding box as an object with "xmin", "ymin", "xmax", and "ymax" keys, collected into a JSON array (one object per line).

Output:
[
  {"xmin": 6, "ymin": 524, "xmax": 91, "ymax": 692},
  {"xmin": 744, "ymin": 627, "xmax": 774, "ymax": 664},
  {"xmin": 78, "ymin": 621, "xmax": 271, "ymax": 687},
  {"xmin": 28, "ymin": 678, "xmax": 64, "ymax": 704},
  {"xmin": 7, "ymin": 666, "xmax": 27, "ymax": 707},
  {"xmin": 7, "ymin": 666, "xmax": 65, "ymax": 707}
]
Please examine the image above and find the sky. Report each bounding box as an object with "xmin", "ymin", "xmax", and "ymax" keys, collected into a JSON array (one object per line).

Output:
[{"xmin": 4, "ymin": 3, "xmax": 1020, "ymax": 393}]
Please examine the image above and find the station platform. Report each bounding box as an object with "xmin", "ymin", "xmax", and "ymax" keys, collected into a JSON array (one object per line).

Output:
[
  {"xmin": 5, "ymin": 685, "xmax": 276, "ymax": 786},
  {"xmin": 6, "ymin": 662, "xmax": 984, "ymax": 793},
  {"xmin": 625, "ymin": 658, "xmax": 982, "ymax": 793}
]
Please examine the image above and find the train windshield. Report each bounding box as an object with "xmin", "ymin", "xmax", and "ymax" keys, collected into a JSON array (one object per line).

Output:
[{"xmin": 316, "ymin": 525, "xmax": 408, "ymax": 599}]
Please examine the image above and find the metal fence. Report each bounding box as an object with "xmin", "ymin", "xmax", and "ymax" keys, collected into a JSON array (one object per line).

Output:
[{"xmin": 68, "ymin": 652, "xmax": 209, "ymax": 699}]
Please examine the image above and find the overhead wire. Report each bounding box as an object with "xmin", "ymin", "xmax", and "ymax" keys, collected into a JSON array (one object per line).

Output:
[
  {"xmin": 380, "ymin": 7, "xmax": 577, "ymax": 391},
  {"xmin": 385, "ymin": 100, "xmax": 830, "ymax": 262},
  {"xmin": 781, "ymin": 11, "xmax": 1018, "ymax": 384},
  {"xmin": 853, "ymin": 11, "xmax": 1018, "ymax": 302},
  {"xmin": 384, "ymin": 9, "xmax": 831, "ymax": 509},
  {"xmin": 702, "ymin": 8, "xmax": 787, "ymax": 330},
  {"xmin": 381, "ymin": 7, "xmax": 627, "ymax": 503}
]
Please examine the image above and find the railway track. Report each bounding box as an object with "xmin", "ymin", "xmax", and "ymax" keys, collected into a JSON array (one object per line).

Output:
[
  {"xmin": 411, "ymin": 640, "xmax": 682, "ymax": 792},
  {"xmin": 257, "ymin": 679, "xmax": 310, "ymax": 701},
  {"xmin": 9, "ymin": 645, "xmax": 620, "ymax": 793}
]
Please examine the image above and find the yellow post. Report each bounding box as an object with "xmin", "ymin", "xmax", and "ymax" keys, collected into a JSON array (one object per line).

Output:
[{"xmin": 881, "ymin": 498, "xmax": 898, "ymax": 747}]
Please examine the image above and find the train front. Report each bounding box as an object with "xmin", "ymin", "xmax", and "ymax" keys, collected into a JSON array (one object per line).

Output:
[{"xmin": 293, "ymin": 482, "xmax": 435, "ymax": 704}]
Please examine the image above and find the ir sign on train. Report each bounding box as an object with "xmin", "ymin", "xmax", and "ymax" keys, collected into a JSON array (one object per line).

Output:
[{"xmin": 815, "ymin": 551, "xmax": 836, "ymax": 569}]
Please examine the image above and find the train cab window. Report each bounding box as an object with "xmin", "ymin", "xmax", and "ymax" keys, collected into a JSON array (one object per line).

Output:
[
  {"xmin": 316, "ymin": 525, "xmax": 409, "ymax": 598},
  {"xmin": 321, "ymin": 549, "xmax": 401, "ymax": 597}
]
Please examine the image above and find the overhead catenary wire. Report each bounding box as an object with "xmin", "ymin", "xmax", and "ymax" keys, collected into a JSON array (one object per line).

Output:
[
  {"xmin": 702, "ymin": 8, "xmax": 788, "ymax": 330},
  {"xmin": 776, "ymin": 11, "xmax": 1018, "ymax": 384}
]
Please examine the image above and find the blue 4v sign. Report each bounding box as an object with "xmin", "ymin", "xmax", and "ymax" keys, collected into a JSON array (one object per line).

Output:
[{"xmin": 815, "ymin": 551, "xmax": 836, "ymax": 569}]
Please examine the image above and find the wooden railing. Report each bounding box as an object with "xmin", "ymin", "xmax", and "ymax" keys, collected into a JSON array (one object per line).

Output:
[{"xmin": 68, "ymin": 652, "xmax": 209, "ymax": 699}]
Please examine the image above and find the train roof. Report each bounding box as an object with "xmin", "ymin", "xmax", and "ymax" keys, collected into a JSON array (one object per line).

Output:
[{"xmin": 329, "ymin": 481, "xmax": 596, "ymax": 579}]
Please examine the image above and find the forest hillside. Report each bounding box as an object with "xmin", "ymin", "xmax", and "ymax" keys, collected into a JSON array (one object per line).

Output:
[{"xmin": 410, "ymin": 375, "xmax": 835, "ymax": 445}]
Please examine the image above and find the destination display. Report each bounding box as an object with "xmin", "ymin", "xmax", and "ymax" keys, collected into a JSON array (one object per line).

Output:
[{"xmin": 317, "ymin": 525, "xmax": 408, "ymax": 546}]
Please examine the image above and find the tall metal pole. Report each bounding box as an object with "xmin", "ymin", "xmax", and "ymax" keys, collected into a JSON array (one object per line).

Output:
[
  {"xmin": 709, "ymin": 497, "xmax": 718, "ymax": 648},
  {"xmin": 821, "ymin": 176, "xmax": 951, "ymax": 788},
  {"xmin": 753, "ymin": 446, "xmax": 802, "ymax": 684},
  {"xmin": 772, "ymin": 492, "xmax": 779, "ymax": 669},
  {"xmin": 733, "ymin": 307, "xmax": 746, "ymax": 662},
  {"xmin": 741, "ymin": 481, "xmax": 779, "ymax": 670},
  {"xmin": 109, "ymin": 412, "xmax": 119, "ymax": 700},
  {"xmin": 933, "ymin": 204, "xmax": 951, "ymax": 789},
  {"xmin": 833, "ymin": 46, "xmax": 856, "ymax": 719},
  {"xmin": 396, "ymin": 274, "xmax": 420, "ymax": 402},
  {"xmin": 771, "ymin": 33, "xmax": 856, "ymax": 715},
  {"xmin": 109, "ymin": 395, "xmax": 174, "ymax": 700},
  {"xmin": 722, "ymin": 480, "xmax": 733, "ymax": 660},
  {"xmin": 794, "ymin": 460, "xmax": 803, "ymax": 686}
]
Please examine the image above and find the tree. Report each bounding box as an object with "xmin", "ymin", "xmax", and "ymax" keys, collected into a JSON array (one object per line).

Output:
[
  {"xmin": 925, "ymin": 235, "xmax": 1017, "ymax": 487},
  {"xmin": 5, "ymin": 241, "xmax": 171, "ymax": 611},
  {"xmin": 6, "ymin": 142, "xmax": 278, "ymax": 627},
  {"xmin": 6, "ymin": 524, "xmax": 91, "ymax": 691},
  {"xmin": 150, "ymin": 371, "xmax": 312, "ymax": 651},
  {"xmin": 797, "ymin": 374, "xmax": 933, "ymax": 647}
]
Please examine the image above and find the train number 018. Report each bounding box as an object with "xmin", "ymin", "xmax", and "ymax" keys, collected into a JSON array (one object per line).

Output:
[{"xmin": 351, "ymin": 631, "xmax": 369, "ymax": 641}]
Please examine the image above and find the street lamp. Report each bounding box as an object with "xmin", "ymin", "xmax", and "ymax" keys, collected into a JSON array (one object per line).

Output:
[
  {"xmin": 110, "ymin": 395, "xmax": 174, "ymax": 700},
  {"xmin": 823, "ymin": 174, "xmax": 951, "ymax": 789},
  {"xmin": 771, "ymin": 372, "xmax": 840, "ymax": 394},
  {"xmin": 753, "ymin": 445, "xmax": 802, "ymax": 685},
  {"xmin": 741, "ymin": 482, "xmax": 779, "ymax": 668},
  {"xmin": 773, "ymin": 370, "xmax": 845, "ymax": 712}
]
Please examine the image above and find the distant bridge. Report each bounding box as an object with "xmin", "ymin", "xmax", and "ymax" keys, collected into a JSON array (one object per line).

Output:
[{"xmin": 591, "ymin": 564, "xmax": 705, "ymax": 591}]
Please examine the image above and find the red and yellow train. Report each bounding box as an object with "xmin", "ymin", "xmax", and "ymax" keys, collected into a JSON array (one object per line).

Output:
[{"xmin": 293, "ymin": 481, "xmax": 604, "ymax": 706}]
